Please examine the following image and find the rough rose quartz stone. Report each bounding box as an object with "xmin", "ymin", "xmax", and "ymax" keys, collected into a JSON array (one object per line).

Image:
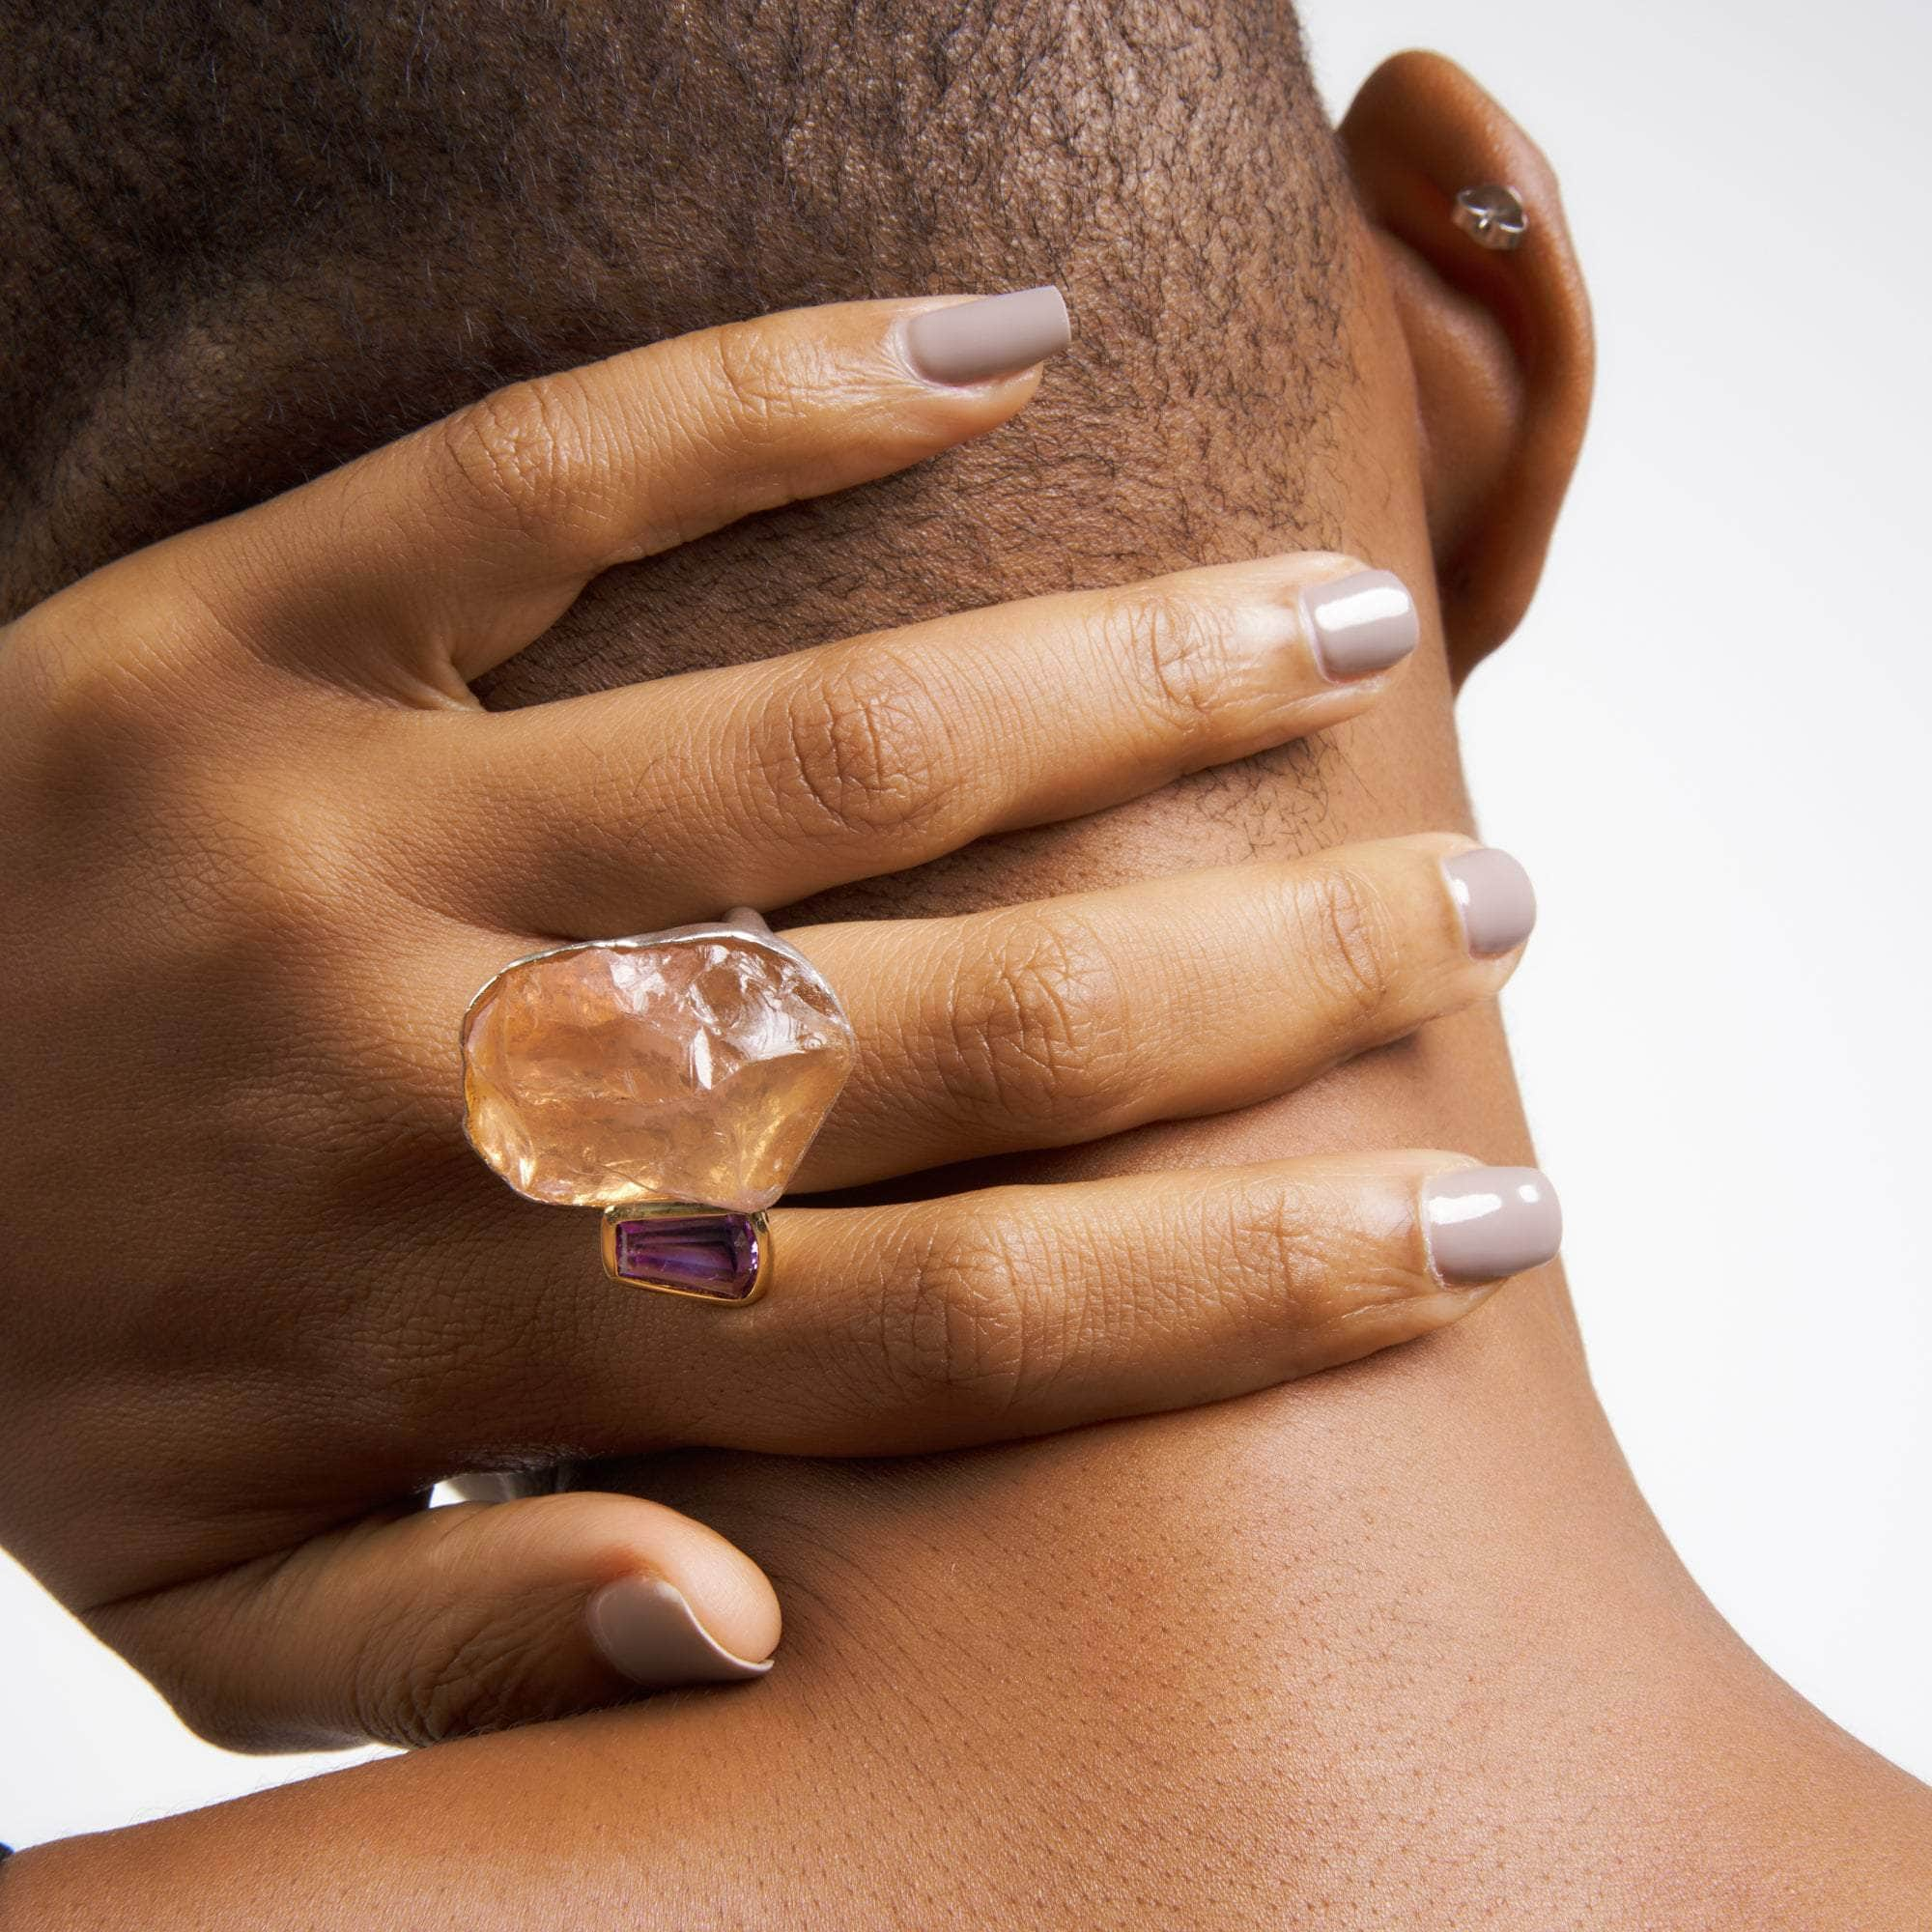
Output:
[{"xmin": 461, "ymin": 927, "xmax": 855, "ymax": 1210}]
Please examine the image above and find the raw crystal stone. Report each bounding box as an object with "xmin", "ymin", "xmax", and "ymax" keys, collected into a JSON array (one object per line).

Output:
[
  {"xmin": 461, "ymin": 926, "xmax": 855, "ymax": 1210},
  {"xmin": 605, "ymin": 1208, "xmax": 764, "ymax": 1302}
]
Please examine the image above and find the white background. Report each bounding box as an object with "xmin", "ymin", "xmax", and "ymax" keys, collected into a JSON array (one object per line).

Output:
[{"xmin": 3, "ymin": 0, "xmax": 1928, "ymax": 1850}]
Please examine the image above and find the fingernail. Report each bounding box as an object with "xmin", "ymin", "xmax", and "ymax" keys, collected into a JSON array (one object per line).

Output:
[
  {"xmin": 1424, "ymin": 1166, "xmax": 1563, "ymax": 1286},
  {"xmin": 586, "ymin": 1577, "xmax": 773, "ymax": 1689},
  {"xmin": 1301, "ymin": 569, "xmax": 1418, "ymax": 680},
  {"xmin": 903, "ymin": 286, "xmax": 1071, "ymax": 385},
  {"xmin": 1442, "ymin": 846, "xmax": 1537, "ymax": 956}
]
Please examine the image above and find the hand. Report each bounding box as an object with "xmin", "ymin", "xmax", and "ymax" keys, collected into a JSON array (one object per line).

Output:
[{"xmin": 0, "ymin": 294, "xmax": 1550, "ymax": 1750}]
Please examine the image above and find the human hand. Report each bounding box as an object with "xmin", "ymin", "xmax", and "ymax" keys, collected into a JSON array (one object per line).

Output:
[{"xmin": 0, "ymin": 293, "xmax": 1553, "ymax": 1750}]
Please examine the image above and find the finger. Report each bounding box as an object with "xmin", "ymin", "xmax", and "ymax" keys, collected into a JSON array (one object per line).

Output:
[
  {"xmin": 83, "ymin": 290, "xmax": 1070, "ymax": 685},
  {"xmin": 447, "ymin": 1154, "xmax": 1560, "ymax": 1463},
  {"xmin": 788, "ymin": 835, "xmax": 1533, "ymax": 1191},
  {"xmin": 715, "ymin": 1155, "xmax": 1562, "ymax": 1453},
  {"xmin": 90, "ymin": 1492, "xmax": 781, "ymax": 1753},
  {"xmin": 407, "ymin": 553, "xmax": 1420, "ymax": 933}
]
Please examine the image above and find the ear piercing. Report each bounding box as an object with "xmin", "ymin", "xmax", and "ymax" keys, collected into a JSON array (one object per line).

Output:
[{"xmin": 1452, "ymin": 185, "xmax": 1528, "ymax": 252}]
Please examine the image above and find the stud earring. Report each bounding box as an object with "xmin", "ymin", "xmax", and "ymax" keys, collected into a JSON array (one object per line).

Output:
[{"xmin": 1452, "ymin": 185, "xmax": 1528, "ymax": 252}]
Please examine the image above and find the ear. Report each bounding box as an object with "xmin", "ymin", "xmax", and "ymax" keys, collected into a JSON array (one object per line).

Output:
[{"xmin": 1339, "ymin": 51, "xmax": 1595, "ymax": 682}]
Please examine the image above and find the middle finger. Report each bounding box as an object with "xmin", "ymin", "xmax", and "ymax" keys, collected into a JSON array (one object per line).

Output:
[{"xmin": 391, "ymin": 552, "xmax": 1420, "ymax": 935}]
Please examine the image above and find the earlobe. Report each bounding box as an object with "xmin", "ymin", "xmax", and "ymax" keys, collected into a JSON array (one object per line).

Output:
[{"xmin": 1339, "ymin": 51, "xmax": 1595, "ymax": 681}]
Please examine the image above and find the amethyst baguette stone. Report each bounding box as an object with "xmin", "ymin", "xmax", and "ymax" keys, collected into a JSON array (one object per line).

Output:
[{"xmin": 601, "ymin": 1206, "xmax": 768, "ymax": 1304}]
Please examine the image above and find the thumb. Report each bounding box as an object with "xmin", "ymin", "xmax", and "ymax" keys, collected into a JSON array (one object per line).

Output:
[{"xmin": 92, "ymin": 1492, "xmax": 781, "ymax": 1752}]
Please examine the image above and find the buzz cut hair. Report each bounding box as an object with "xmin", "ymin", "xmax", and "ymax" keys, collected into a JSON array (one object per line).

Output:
[{"xmin": 1, "ymin": 0, "xmax": 1355, "ymax": 632}]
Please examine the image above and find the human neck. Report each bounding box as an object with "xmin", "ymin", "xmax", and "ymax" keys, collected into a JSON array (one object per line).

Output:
[
  {"xmin": 589, "ymin": 781, "xmax": 1928, "ymax": 1928},
  {"xmin": 33, "ymin": 218, "xmax": 1931, "ymax": 1917},
  {"xmin": 550, "ymin": 354, "xmax": 1930, "ymax": 1919}
]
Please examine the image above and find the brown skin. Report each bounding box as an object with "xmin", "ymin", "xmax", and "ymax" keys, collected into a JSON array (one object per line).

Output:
[
  {"xmin": 6, "ymin": 290, "xmax": 1535, "ymax": 1751},
  {"xmin": 10, "ymin": 52, "xmax": 1930, "ymax": 1930}
]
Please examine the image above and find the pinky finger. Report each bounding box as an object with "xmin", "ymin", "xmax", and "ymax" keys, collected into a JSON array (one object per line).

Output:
[
  {"xmin": 90, "ymin": 1492, "xmax": 781, "ymax": 1752},
  {"xmin": 651, "ymin": 1155, "xmax": 1567, "ymax": 1458}
]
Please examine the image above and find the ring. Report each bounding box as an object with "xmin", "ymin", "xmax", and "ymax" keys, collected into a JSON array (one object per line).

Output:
[{"xmin": 460, "ymin": 907, "xmax": 855, "ymax": 1304}]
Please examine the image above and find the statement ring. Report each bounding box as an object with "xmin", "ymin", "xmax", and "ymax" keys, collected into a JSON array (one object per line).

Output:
[{"xmin": 460, "ymin": 908, "xmax": 856, "ymax": 1305}]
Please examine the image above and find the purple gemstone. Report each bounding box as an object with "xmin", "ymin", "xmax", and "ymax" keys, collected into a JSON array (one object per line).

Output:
[{"xmin": 611, "ymin": 1211, "xmax": 761, "ymax": 1301}]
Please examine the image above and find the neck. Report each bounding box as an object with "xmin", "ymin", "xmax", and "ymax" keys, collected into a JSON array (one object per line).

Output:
[
  {"xmin": 22, "ymin": 136, "xmax": 1930, "ymax": 1926},
  {"xmin": 513, "ymin": 264, "xmax": 1930, "ymax": 1921}
]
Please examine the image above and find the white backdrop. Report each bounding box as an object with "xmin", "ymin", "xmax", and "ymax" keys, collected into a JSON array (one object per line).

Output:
[{"xmin": 3, "ymin": 0, "xmax": 1927, "ymax": 1851}]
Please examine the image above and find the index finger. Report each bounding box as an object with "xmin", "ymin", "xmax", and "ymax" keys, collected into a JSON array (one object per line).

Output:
[{"xmin": 85, "ymin": 289, "xmax": 1072, "ymax": 686}]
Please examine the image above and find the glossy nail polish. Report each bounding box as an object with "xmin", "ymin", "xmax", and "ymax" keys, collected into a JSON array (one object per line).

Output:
[
  {"xmin": 1442, "ymin": 847, "xmax": 1537, "ymax": 956},
  {"xmin": 903, "ymin": 286, "xmax": 1071, "ymax": 385},
  {"xmin": 1423, "ymin": 1167, "xmax": 1562, "ymax": 1285},
  {"xmin": 586, "ymin": 1577, "xmax": 773, "ymax": 1689},
  {"xmin": 1301, "ymin": 569, "xmax": 1419, "ymax": 680}
]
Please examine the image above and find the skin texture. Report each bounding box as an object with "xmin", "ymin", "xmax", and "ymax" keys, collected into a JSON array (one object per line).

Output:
[
  {"xmin": 0, "ymin": 297, "xmax": 1534, "ymax": 1751},
  {"xmin": 4, "ymin": 8, "xmax": 1930, "ymax": 1927}
]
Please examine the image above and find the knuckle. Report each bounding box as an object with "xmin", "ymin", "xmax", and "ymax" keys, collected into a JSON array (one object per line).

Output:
[
  {"xmin": 17, "ymin": 592, "xmax": 204, "ymax": 782},
  {"xmin": 89, "ymin": 1595, "xmax": 281, "ymax": 1755},
  {"xmin": 1099, "ymin": 582, "xmax": 1230, "ymax": 742},
  {"xmin": 19, "ymin": 639, "xmax": 164, "ymax": 786},
  {"xmin": 701, "ymin": 322, "xmax": 821, "ymax": 448},
  {"xmin": 1290, "ymin": 860, "xmax": 1403, "ymax": 1026},
  {"xmin": 159, "ymin": 1676, "xmax": 261, "ymax": 1753},
  {"xmin": 364, "ymin": 1611, "xmax": 543, "ymax": 1748},
  {"xmin": 210, "ymin": 777, "xmax": 378, "ymax": 956},
  {"xmin": 1239, "ymin": 1185, "xmax": 1338, "ymax": 1311},
  {"xmin": 933, "ymin": 914, "xmax": 1127, "ymax": 1139},
  {"xmin": 440, "ymin": 373, "xmax": 593, "ymax": 548},
  {"xmin": 1230, "ymin": 1179, "xmax": 1426, "ymax": 1343},
  {"xmin": 754, "ymin": 651, "xmax": 960, "ymax": 844},
  {"xmin": 882, "ymin": 1214, "xmax": 1056, "ymax": 1424},
  {"xmin": 107, "ymin": 1631, "xmax": 237, "ymax": 1750}
]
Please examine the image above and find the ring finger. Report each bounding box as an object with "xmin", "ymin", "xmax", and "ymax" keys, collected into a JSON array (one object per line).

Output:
[{"xmin": 785, "ymin": 832, "xmax": 1535, "ymax": 1189}]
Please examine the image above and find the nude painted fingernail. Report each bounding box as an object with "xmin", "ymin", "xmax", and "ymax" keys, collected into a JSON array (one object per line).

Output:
[
  {"xmin": 1442, "ymin": 847, "xmax": 1537, "ymax": 956},
  {"xmin": 1424, "ymin": 1167, "xmax": 1563, "ymax": 1285},
  {"xmin": 1301, "ymin": 569, "xmax": 1418, "ymax": 680},
  {"xmin": 586, "ymin": 1577, "xmax": 773, "ymax": 1689},
  {"xmin": 903, "ymin": 286, "xmax": 1071, "ymax": 385}
]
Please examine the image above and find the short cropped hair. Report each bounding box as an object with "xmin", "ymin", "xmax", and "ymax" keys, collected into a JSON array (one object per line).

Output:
[{"xmin": 1, "ymin": 0, "xmax": 1357, "ymax": 750}]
